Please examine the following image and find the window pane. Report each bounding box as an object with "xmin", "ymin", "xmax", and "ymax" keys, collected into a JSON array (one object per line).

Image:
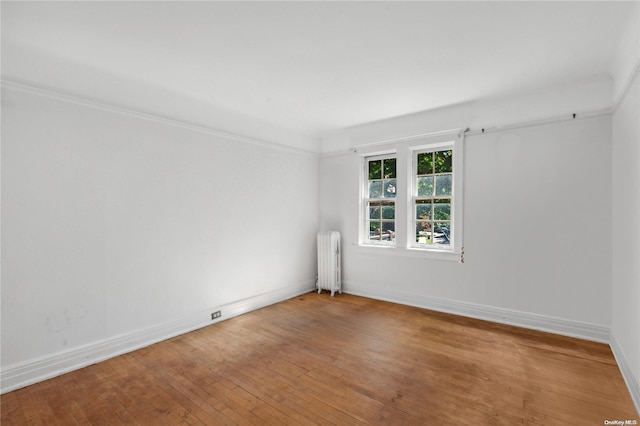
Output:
[
  {"xmin": 416, "ymin": 222, "xmax": 432, "ymax": 244},
  {"xmin": 416, "ymin": 200, "xmax": 432, "ymax": 220},
  {"xmin": 369, "ymin": 203, "xmax": 380, "ymax": 220},
  {"xmin": 382, "ymin": 221, "xmax": 395, "ymax": 241},
  {"xmin": 434, "ymin": 150, "xmax": 453, "ymax": 173},
  {"xmin": 417, "ymin": 152, "xmax": 433, "ymax": 175},
  {"xmin": 417, "ymin": 176, "xmax": 434, "ymax": 197},
  {"xmin": 383, "ymin": 179, "xmax": 397, "ymax": 198},
  {"xmin": 433, "ymin": 222, "xmax": 451, "ymax": 245},
  {"xmin": 383, "ymin": 158, "xmax": 396, "ymax": 179},
  {"xmin": 368, "ymin": 160, "xmax": 382, "ymax": 180},
  {"xmin": 369, "ymin": 222, "xmax": 381, "ymax": 240},
  {"xmin": 381, "ymin": 202, "xmax": 395, "ymax": 219},
  {"xmin": 369, "ymin": 181, "xmax": 382, "ymax": 198},
  {"xmin": 434, "ymin": 200, "xmax": 451, "ymax": 221},
  {"xmin": 435, "ymin": 174, "xmax": 452, "ymax": 196}
]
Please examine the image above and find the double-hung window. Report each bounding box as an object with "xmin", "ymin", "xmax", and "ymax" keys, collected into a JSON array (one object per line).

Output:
[
  {"xmin": 359, "ymin": 130, "xmax": 464, "ymax": 261},
  {"xmin": 413, "ymin": 148, "xmax": 453, "ymax": 248},
  {"xmin": 364, "ymin": 154, "xmax": 397, "ymax": 245}
]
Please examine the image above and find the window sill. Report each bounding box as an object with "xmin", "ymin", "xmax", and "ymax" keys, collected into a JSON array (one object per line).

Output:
[{"xmin": 354, "ymin": 244, "xmax": 461, "ymax": 262}]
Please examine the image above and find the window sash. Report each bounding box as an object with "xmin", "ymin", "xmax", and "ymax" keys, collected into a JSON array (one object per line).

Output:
[
  {"xmin": 411, "ymin": 146, "xmax": 454, "ymax": 249},
  {"xmin": 363, "ymin": 153, "xmax": 397, "ymax": 246}
]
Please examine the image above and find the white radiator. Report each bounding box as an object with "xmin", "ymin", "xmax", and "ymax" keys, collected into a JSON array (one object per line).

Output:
[{"xmin": 316, "ymin": 231, "xmax": 341, "ymax": 296}]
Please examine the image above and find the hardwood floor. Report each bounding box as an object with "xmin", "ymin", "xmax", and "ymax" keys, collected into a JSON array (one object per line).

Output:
[{"xmin": 2, "ymin": 293, "xmax": 637, "ymax": 425}]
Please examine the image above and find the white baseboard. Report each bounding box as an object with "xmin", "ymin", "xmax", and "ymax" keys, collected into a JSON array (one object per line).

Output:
[
  {"xmin": 343, "ymin": 281, "xmax": 610, "ymax": 343},
  {"xmin": 1, "ymin": 281, "xmax": 315, "ymax": 394},
  {"xmin": 2, "ymin": 280, "xmax": 618, "ymax": 397},
  {"xmin": 610, "ymin": 331, "xmax": 640, "ymax": 415}
]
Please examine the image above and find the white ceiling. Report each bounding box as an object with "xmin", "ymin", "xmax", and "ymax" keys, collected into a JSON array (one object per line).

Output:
[{"xmin": 1, "ymin": 1, "xmax": 636, "ymax": 150}]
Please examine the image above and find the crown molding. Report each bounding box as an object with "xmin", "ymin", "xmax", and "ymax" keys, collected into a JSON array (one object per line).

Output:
[
  {"xmin": 613, "ymin": 57, "xmax": 640, "ymax": 113},
  {"xmin": 1, "ymin": 79, "xmax": 319, "ymax": 157}
]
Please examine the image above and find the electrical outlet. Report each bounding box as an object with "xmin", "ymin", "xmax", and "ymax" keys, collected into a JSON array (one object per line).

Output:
[{"xmin": 211, "ymin": 311, "xmax": 221, "ymax": 320}]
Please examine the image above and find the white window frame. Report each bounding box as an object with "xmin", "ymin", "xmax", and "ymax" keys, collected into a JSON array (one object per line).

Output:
[
  {"xmin": 357, "ymin": 130, "xmax": 465, "ymax": 262},
  {"xmin": 360, "ymin": 152, "xmax": 398, "ymax": 247},
  {"xmin": 409, "ymin": 142, "xmax": 456, "ymax": 250}
]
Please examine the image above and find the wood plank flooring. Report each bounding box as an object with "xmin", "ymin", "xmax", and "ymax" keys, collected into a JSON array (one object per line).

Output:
[{"xmin": 2, "ymin": 293, "xmax": 637, "ymax": 424}]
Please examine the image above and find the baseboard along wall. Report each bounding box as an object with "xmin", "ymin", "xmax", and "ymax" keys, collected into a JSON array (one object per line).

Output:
[
  {"xmin": 342, "ymin": 281, "xmax": 640, "ymax": 415},
  {"xmin": 0, "ymin": 281, "xmax": 316, "ymax": 394},
  {"xmin": 5, "ymin": 279, "xmax": 638, "ymax": 416},
  {"xmin": 343, "ymin": 281, "xmax": 610, "ymax": 343},
  {"xmin": 610, "ymin": 331, "xmax": 640, "ymax": 415}
]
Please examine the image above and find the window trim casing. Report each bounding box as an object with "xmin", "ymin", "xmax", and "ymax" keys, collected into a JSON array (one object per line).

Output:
[
  {"xmin": 360, "ymin": 151, "xmax": 398, "ymax": 247},
  {"xmin": 356, "ymin": 130, "xmax": 465, "ymax": 261},
  {"xmin": 409, "ymin": 142, "xmax": 456, "ymax": 250}
]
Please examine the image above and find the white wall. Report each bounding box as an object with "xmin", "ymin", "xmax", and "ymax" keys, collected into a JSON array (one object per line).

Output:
[
  {"xmin": 610, "ymin": 2, "xmax": 640, "ymax": 411},
  {"xmin": 612, "ymin": 3, "xmax": 640, "ymax": 103},
  {"xmin": 1, "ymin": 85, "xmax": 318, "ymax": 389},
  {"xmin": 320, "ymin": 78, "xmax": 613, "ymax": 154},
  {"xmin": 320, "ymin": 114, "xmax": 613, "ymax": 338},
  {"xmin": 612, "ymin": 59, "xmax": 640, "ymax": 414}
]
